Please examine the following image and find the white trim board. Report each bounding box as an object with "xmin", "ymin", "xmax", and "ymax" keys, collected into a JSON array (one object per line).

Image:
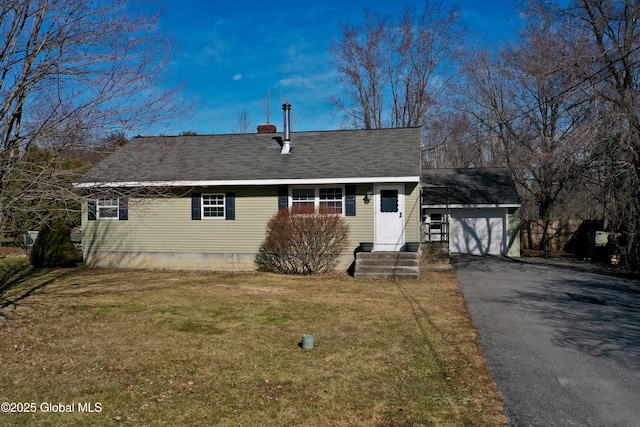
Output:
[
  {"xmin": 74, "ymin": 176, "xmax": 421, "ymax": 189},
  {"xmin": 422, "ymin": 203, "xmax": 520, "ymax": 209}
]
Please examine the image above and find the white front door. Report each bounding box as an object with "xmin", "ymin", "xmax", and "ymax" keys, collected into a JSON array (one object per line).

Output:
[{"xmin": 374, "ymin": 184, "xmax": 405, "ymax": 251}]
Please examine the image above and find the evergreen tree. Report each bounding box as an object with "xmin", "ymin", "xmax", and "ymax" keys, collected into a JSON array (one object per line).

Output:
[{"xmin": 30, "ymin": 220, "xmax": 78, "ymax": 268}]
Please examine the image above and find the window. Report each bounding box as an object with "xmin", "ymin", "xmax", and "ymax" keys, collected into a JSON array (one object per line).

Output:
[
  {"xmin": 380, "ymin": 189, "xmax": 399, "ymax": 212},
  {"xmin": 290, "ymin": 186, "xmax": 344, "ymax": 215},
  {"xmin": 202, "ymin": 194, "xmax": 225, "ymax": 218},
  {"xmin": 191, "ymin": 193, "xmax": 234, "ymax": 221},
  {"xmin": 89, "ymin": 198, "xmax": 128, "ymax": 221},
  {"xmin": 97, "ymin": 199, "xmax": 119, "ymax": 219},
  {"xmin": 320, "ymin": 187, "xmax": 343, "ymax": 212}
]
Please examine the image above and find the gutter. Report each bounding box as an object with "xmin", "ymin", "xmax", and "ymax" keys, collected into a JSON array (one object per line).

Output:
[{"xmin": 73, "ymin": 176, "xmax": 422, "ymax": 189}]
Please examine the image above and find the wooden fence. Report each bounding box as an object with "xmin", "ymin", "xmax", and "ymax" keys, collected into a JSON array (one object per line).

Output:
[{"xmin": 519, "ymin": 220, "xmax": 583, "ymax": 251}]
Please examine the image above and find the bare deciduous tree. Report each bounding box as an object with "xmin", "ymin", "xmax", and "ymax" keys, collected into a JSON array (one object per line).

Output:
[
  {"xmin": 549, "ymin": 0, "xmax": 640, "ymax": 267},
  {"xmin": 0, "ymin": 0, "xmax": 186, "ymax": 238},
  {"xmin": 328, "ymin": 1, "xmax": 462, "ymax": 129},
  {"xmin": 458, "ymin": 9, "xmax": 594, "ymax": 251},
  {"xmin": 232, "ymin": 109, "xmax": 252, "ymax": 133},
  {"xmin": 422, "ymin": 112, "xmax": 489, "ymax": 168},
  {"xmin": 260, "ymin": 89, "xmax": 272, "ymax": 125}
]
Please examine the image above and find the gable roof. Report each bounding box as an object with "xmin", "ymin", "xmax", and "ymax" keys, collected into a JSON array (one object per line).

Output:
[
  {"xmin": 421, "ymin": 168, "xmax": 520, "ymax": 207},
  {"xmin": 76, "ymin": 127, "xmax": 421, "ymax": 188}
]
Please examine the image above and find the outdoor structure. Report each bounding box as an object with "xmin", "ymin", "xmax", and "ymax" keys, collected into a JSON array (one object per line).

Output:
[
  {"xmin": 75, "ymin": 106, "xmax": 423, "ymax": 271},
  {"xmin": 421, "ymin": 168, "xmax": 521, "ymax": 256}
]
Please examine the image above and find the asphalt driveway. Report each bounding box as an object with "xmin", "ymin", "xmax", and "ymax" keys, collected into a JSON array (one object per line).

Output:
[{"xmin": 453, "ymin": 255, "xmax": 640, "ymax": 427}]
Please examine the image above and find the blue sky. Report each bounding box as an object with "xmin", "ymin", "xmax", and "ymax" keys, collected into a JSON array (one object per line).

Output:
[{"xmin": 155, "ymin": 0, "xmax": 519, "ymax": 135}]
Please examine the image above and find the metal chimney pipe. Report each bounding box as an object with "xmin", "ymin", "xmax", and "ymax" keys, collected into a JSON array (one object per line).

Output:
[{"xmin": 281, "ymin": 103, "xmax": 291, "ymax": 154}]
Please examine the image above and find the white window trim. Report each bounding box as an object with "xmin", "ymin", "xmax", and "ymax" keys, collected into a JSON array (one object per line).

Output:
[
  {"xmin": 97, "ymin": 198, "xmax": 119, "ymax": 220},
  {"xmin": 201, "ymin": 193, "xmax": 226, "ymax": 219},
  {"xmin": 289, "ymin": 185, "xmax": 345, "ymax": 216}
]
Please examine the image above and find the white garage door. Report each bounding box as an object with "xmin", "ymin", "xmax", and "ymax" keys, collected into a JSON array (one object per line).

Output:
[{"xmin": 449, "ymin": 208, "xmax": 505, "ymax": 255}]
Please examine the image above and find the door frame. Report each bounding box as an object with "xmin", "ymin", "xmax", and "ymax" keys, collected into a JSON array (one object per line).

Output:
[{"xmin": 374, "ymin": 183, "xmax": 405, "ymax": 251}]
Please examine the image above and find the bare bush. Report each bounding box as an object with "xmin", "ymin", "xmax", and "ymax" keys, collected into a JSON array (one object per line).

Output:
[{"xmin": 256, "ymin": 206, "xmax": 350, "ymax": 275}]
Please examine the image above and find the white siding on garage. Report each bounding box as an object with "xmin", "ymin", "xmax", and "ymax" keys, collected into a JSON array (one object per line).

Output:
[{"xmin": 449, "ymin": 208, "xmax": 506, "ymax": 255}]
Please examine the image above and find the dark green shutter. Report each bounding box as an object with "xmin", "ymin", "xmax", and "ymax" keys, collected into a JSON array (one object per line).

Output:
[
  {"xmin": 278, "ymin": 186, "xmax": 288, "ymax": 210},
  {"xmin": 118, "ymin": 198, "xmax": 128, "ymax": 220},
  {"xmin": 87, "ymin": 200, "xmax": 97, "ymax": 221},
  {"xmin": 192, "ymin": 193, "xmax": 201, "ymax": 220},
  {"xmin": 345, "ymin": 185, "xmax": 356, "ymax": 216},
  {"xmin": 225, "ymin": 193, "xmax": 235, "ymax": 220}
]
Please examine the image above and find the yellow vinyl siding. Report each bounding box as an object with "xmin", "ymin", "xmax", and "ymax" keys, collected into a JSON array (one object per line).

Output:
[
  {"xmin": 83, "ymin": 182, "xmax": 422, "ymax": 270},
  {"xmin": 404, "ymin": 183, "xmax": 421, "ymax": 243},
  {"xmin": 84, "ymin": 187, "xmax": 275, "ymax": 254},
  {"xmin": 83, "ymin": 184, "xmax": 421, "ymax": 256},
  {"xmin": 344, "ymin": 184, "xmax": 374, "ymax": 249}
]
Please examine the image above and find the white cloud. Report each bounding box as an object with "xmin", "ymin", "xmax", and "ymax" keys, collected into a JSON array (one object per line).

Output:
[
  {"xmin": 278, "ymin": 75, "xmax": 309, "ymax": 88},
  {"xmin": 232, "ymin": 73, "xmax": 243, "ymax": 81}
]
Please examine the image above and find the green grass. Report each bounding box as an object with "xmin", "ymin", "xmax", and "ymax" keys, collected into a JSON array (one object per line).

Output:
[{"xmin": 0, "ymin": 258, "xmax": 505, "ymax": 426}]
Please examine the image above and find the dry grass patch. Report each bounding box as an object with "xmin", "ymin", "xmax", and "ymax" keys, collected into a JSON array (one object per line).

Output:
[{"xmin": 0, "ymin": 258, "xmax": 505, "ymax": 426}]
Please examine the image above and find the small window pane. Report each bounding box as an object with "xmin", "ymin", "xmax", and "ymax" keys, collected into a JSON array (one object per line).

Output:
[{"xmin": 380, "ymin": 190, "xmax": 398, "ymax": 213}]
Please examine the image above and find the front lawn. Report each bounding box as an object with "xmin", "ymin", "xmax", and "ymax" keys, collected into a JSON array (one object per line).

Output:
[{"xmin": 0, "ymin": 258, "xmax": 505, "ymax": 426}]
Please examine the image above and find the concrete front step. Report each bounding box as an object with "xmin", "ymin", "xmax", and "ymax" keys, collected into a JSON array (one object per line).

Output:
[
  {"xmin": 357, "ymin": 258, "xmax": 419, "ymax": 267},
  {"xmin": 354, "ymin": 251, "xmax": 420, "ymax": 280},
  {"xmin": 357, "ymin": 252, "xmax": 420, "ymax": 259},
  {"xmin": 421, "ymin": 242, "xmax": 450, "ymax": 267}
]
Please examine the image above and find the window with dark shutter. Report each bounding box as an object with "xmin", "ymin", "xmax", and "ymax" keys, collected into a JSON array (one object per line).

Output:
[
  {"xmin": 92, "ymin": 198, "xmax": 126, "ymax": 220},
  {"xmin": 286, "ymin": 185, "xmax": 348, "ymax": 215}
]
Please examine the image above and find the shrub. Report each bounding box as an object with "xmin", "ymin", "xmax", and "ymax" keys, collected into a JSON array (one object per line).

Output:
[
  {"xmin": 29, "ymin": 220, "xmax": 77, "ymax": 268},
  {"xmin": 256, "ymin": 206, "xmax": 350, "ymax": 274}
]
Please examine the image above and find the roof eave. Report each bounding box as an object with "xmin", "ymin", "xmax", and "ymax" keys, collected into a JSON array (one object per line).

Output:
[
  {"xmin": 421, "ymin": 203, "xmax": 521, "ymax": 208},
  {"xmin": 73, "ymin": 176, "xmax": 422, "ymax": 189}
]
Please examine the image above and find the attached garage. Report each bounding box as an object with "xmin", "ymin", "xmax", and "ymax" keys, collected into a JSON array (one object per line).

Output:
[
  {"xmin": 449, "ymin": 208, "xmax": 506, "ymax": 255},
  {"xmin": 422, "ymin": 168, "xmax": 521, "ymax": 257}
]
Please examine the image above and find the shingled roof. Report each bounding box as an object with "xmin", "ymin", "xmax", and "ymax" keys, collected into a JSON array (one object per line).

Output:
[
  {"xmin": 422, "ymin": 168, "xmax": 520, "ymax": 206},
  {"xmin": 77, "ymin": 127, "xmax": 421, "ymax": 187}
]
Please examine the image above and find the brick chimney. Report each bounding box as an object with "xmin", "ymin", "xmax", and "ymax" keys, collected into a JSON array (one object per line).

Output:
[{"xmin": 257, "ymin": 124, "xmax": 277, "ymax": 134}]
